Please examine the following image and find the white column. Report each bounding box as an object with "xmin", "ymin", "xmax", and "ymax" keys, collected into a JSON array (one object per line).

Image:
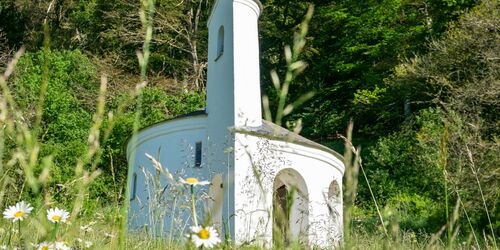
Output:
[{"xmin": 233, "ymin": 0, "xmax": 262, "ymax": 127}]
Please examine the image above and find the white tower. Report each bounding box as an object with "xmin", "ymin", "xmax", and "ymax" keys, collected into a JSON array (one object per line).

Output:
[
  {"xmin": 205, "ymin": 0, "xmax": 264, "ymax": 242},
  {"xmin": 127, "ymin": 0, "xmax": 345, "ymax": 247},
  {"xmin": 206, "ymin": 0, "xmax": 263, "ymax": 129}
]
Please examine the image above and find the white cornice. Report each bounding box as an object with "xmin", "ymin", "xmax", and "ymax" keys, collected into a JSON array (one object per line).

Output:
[
  {"xmin": 208, "ymin": 0, "xmax": 263, "ymax": 26},
  {"xmin": 234, "ymin": 0, "xmax": 262, "ymax": 16}
]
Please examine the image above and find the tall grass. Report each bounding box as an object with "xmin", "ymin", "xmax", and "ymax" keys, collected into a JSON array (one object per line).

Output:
[
  {"xmin": 0, "ymin": 1, "xmax": 498, "ymax": 250},
  {"xmin": 262, "ymin": 6, "xmax": 314, "ymax": 129},
  {"xmin": 120, "ymin": 0, "xmax": 156, "ymax": 247},
  {"xmin": 0, "ymin": 48, "xmax": 116, "ymax": 249}
]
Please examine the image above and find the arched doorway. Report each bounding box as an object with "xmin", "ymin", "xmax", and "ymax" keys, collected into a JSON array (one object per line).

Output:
[{"xmin": 273, "ymin": 168, "xmax": 309, "ymax": 245}]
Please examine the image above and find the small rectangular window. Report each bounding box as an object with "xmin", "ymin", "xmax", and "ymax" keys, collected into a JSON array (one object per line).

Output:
[
  {"xmin": 215, "ymin": 26, "xmax": 224, "ymax": 61},
  {"xmin": 130, "ymin": 172, "xmax": 137, "ymax": 201},
  {"xmin": 195, "ymin": 141, "xmax": 202, "ymax": 168}
]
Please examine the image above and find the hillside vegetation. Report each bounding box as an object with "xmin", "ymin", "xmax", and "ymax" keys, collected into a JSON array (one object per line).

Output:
[{"xmin": 0, "ymin": 0, "xmax": 498, "ymax": 249}]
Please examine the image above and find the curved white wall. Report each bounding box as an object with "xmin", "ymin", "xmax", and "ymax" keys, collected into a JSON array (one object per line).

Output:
[
  {"xmin": 126, "ymin": 116, "xmax": 345, "ymax": 247},
  {"xmin": 127, "ymin": 115, "xmax": 210, "ymax": 230}
]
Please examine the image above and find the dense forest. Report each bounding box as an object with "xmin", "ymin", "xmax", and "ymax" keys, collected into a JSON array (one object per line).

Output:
[{"xmin": 1, "ymin": 0, "xmax": 498, "ymax": 245}]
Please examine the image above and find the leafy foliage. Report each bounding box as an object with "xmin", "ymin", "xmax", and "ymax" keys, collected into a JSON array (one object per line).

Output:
[
  {"xmin": 260, "ymin": 0, "xmax": 478, "ymax": 139},
  {"xmin": 12, "ymin": 50, "xmax": 96, "ymax": 182},
  {"xmin": 3, "ymin": 50, "xmax": 206, "ymax": 206},
  {"xmin": 363, "ymin": 0, "xmax": 499, "ymax": 235},
  {"xmin": 0, "ymin": 0, "xmax": 497, "ymax": 241}
]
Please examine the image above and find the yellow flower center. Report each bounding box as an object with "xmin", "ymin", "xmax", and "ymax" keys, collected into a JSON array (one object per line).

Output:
[
  {"xmin": 52, "ymin": 215, "xmax": 62, "ymax": 221},
  {"xmin": 186, "ymin": 178, "xmax": 199, "ymax": 185},
  {"xmin": 198, "ymin": 228, "xmax": 210, "ymax": 239},
  {"xmin": 14, "ymin": 211, "xmax": 25, "ymax": 218},
  {"xmin": 42, "ymin": 246, "xmax": 48, "ymax": 250}
]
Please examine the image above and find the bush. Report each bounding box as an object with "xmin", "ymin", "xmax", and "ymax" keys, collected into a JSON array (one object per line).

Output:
[
  {"xmin": 359, "ymin": 1, "xmax": 499, "ymax": 236},
  {"xmin": 363, "ymin": 106, "xmax": 499, "ymax": 235},
  {"xmin": 4, "ymin": 49, "xmax": 207, "ymax": 207},
  {"xmin": 362, "ymin": 108, "xmax": 445, "ymax": 206},
  {"xmin": 386, "ymin": 192, "xmax": 441, "ymax": 231},
  {"xmin": 13, "ymin": 51, "xmax": 95, "ymax": 172}
]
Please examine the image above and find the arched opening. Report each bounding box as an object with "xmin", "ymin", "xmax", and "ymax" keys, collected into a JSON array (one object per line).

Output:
[
  {"xmin": 273, "ymin": 168, "xmax": 309, "ymax": 245},
  {"xmin": 327, "ymin": 180, "xmax": 341, "ymax": 213},
  {"xmin": 273, "ymin": 185, "xmax": 289, "ymax": 242},
  {"xmin": 327, "ymin": 180, "xmax": 342, "ymax": 241},
  {"xmin": 208, "ymin": 174, "xmax": 224, "ymax": 231},
  {"xmin": 215, "ymin": 25, "xmax": 224, "ymax": 60}
]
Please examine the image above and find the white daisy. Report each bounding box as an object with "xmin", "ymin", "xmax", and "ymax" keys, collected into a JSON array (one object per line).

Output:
[
  {"xmin": 53, "ymin": 241, "xmax": 69, "ymax": 250},
  {"xmin": 46, "ymin": 208, "xmax": 70, "ymax": 223},
  {"xmin": 80, "ymin": 225, "xmax": 93, "ymax": 232},
  {"xmin": 190, "ymin": 225, "xmax": 221, "ymax": 249},
  {"xmin": 80, "ymin": 222, "xmax": 95, "ymax": 233},
  {"xmin": 84, "ymin": 241, "xmax": 93, "ymax": 248},
  {"xmin": 2, "ymin": 201, "xmax": 33, "ymax": 222},
  {"xmin": 104, "ymin": 232, "xmax": 115, "ymax": 238},
  {"xmin": 36, "ymin": 241, "xmax": 53, "ymax": 250},
  {"xmin": 180, "ymin": 177, "xmax": 210, "ymax": 186}
]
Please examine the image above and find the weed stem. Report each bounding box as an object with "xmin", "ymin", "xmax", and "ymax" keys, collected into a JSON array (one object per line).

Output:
[{"xmin": 191, "ymin": 185, "xmax": 198, "ymax": 226}]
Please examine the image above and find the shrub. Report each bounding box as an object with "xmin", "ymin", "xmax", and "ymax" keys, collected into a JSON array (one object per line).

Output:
[
  {"xmin": 3, "ymin": 50, "xmax": 98, "ymax": 204},
  {"xmin": 3, "ymin": 49, "xmax": 207, "ymax": 206}
]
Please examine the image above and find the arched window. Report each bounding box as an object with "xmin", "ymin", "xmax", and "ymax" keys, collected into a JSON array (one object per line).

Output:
[
  {"xmin": 216, "ymin": 25, "xmax": 224, "ymax": 60},
  {"xmin": 327, "ymin": 180, "xmax": 341, "ymax": 216},
  {"xmin": 327, "ymin": 180, "xmax": 343, "ymax": 242},
  {"xmin": 130, "ymin": 172, "xmax": 137, "ymax": 201}
]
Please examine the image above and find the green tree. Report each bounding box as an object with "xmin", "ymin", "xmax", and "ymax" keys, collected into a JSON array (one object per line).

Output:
[
  {"xmin": 365, "ymin": 0, "xmax": 499, "ymax": 235},
  {"xmin": 259, "ymin": 0, "xmax": 478, "ymax": 139},
  {"xmin": 4, "ymin": 50, "xmax": 98, "ymax": 205}
]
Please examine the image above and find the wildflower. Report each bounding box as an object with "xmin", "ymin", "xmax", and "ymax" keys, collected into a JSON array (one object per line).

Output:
[
  {"xmin": 84, "ymin": 241, "xmax": 93, "ymax": 248},
  {"xmin": 190, "ymin": 225, "xmax": 221, "ymax": 249},
  {"xmin": 181, "ymin": 177, "xmax": 209, "ymax": 226},
  {"xmin": 53, "ymin": 241, "xmax": 69, "ymax": 250},
  {"xmin": 80, "ymin": 224, "xmax": 94, "ymax": 233},
  {"xmin": 180, "ymin": 178, "xmax": 209, "ymax": 226},
  {"xmin": 180, "ymin": 177, "xmax": 210, "ymax": 186},
  {"xmin": 36, "ymin": 242, "xmax": 53, "ymax": 250},
  {"xmin": 47, "ymin": 208, "xmax": 70, "ymax": 223},
  {"xmin": 104, "ymin": 232, "xmax": 115, "ymax": 238},
  {"xmin": 80, "ymin": 221, "xmax": 96, "ymax": 233},
  {"xmin": 3, "ymin": 201, "xmax": 33, "ymax": 222},
  {"xmin": 75, "ymin": 238, "xmax": 92, "ymax": 248}
]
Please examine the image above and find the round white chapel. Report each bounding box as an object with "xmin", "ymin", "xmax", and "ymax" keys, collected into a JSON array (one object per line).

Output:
[{"xmin": 126, "ymin": 0, "xmax": 345, "ymax": 247}]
